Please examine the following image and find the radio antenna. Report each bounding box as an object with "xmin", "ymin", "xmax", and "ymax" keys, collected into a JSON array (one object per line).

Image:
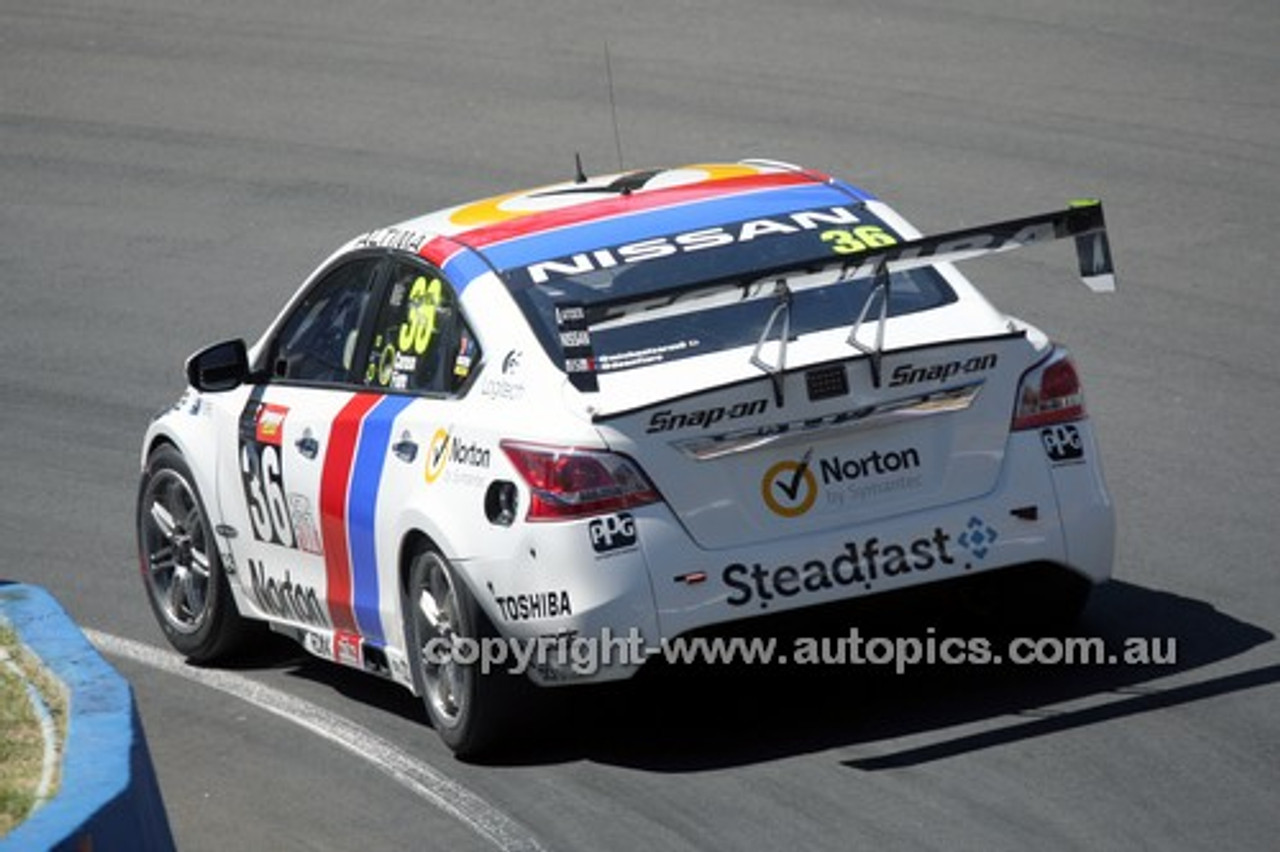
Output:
[{"xmin": 605, "ymin": 41, "xmax": 625, "ymax": 171}]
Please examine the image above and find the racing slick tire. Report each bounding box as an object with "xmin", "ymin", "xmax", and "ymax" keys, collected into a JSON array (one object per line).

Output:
[
  {"xmin": 404, "ymin": 546, "xmax": 519, "ymax": 758},
  {"xmin": 136, "ymin": 444, "xmax": 257, "ymax": 662}
]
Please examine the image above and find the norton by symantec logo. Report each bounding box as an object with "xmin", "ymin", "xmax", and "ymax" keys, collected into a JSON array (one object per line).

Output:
[{"xmin": 761, "ymin": 446, "xmax": 922, "ymax": 518}]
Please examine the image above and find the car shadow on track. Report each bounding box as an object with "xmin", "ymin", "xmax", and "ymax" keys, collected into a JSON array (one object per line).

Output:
[
  {"xmin": 477, "ymin": 579, "xmax": 1275, "ymax": 770},
  {"xmin": 205, "ymin": 578, "xmax": 1274, "ymax": 770},
  {"xmin": 207, "ymin": 629, "xmax": 429, "ymax": 725}
]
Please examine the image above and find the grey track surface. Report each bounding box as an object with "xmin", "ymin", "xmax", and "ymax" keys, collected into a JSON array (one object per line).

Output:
[{"xmin": 3, "ymin": 1, "xmax": 1278, "ymax": 849}]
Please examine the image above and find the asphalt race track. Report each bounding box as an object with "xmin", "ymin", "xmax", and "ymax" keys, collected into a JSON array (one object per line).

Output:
[{"xmin": 3, "ymin": 1, "xmax": 1278, "ymax": 849}]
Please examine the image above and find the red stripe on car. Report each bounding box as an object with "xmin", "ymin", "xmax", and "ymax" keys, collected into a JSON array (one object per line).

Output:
[{"xmin": 319, "ymin": 393, "xmax": 381, "ymax": 634}]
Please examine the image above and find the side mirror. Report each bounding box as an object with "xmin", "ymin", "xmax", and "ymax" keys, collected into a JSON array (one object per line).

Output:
[{"xmin": 185, "ymin": 339, "xmax": 249, "ymax": 392}]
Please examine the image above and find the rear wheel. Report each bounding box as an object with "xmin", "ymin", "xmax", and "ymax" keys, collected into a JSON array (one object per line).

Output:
[
  {"xmin": 404, "ymin": 547, "xmax": 517, "ymax": 757},
  {"xmin": 137, "ymin": 444, "xmax": 255, "ymax": 662}
]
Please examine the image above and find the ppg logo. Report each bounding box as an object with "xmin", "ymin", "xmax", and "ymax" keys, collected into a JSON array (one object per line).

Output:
[
  {"xmin": 589, "ymin": 513, "xmax": 637, "ymax": 553},
  {"xmin": 1041, "ymin": 424, "xmax": 1084, "ymax": 463}
]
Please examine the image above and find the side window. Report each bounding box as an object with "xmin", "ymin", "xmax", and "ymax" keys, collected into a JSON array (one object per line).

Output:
[
  {"xmin": 271, "ymin": 259, "xmax": 381, "ymax": 385},
  {"xmin": 363, "ymin": 262, "xmax": 480, "ymax": 394}
]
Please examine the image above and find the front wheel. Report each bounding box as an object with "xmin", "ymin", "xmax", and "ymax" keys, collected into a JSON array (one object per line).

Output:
[
  {"xmin": 136, "ymin": 444, "xmax": 255, "ymax": 662},
  {"xmin": 404, "ymin": 547, "xmax": 517, "ymax": 757}
]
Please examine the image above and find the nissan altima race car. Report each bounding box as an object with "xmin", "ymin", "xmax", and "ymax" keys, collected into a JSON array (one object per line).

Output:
[{"xmin": 136, "ymin": 159, "xmax": 1116, "ymax": 755}]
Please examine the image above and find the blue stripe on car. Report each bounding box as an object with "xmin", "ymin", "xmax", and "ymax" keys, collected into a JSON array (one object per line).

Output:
[
  {"xmin": 347, "ymin": 394, "xmax": 415, "ymax": 643},
  {"xmin": 441, "ymin": 246, "xmax": 494, "ymax": 294}
]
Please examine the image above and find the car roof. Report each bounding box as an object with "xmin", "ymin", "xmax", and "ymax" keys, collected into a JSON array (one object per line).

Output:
[{"xmin": 364, "ymin": 160, "xmax": 877, "ymax": 279}]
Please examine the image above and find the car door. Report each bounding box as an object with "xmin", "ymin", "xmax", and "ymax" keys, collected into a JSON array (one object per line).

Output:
[
  {"xmin": 321, "ymin": 257, "xmax": 480, "ymax": 659},
  {"xmin": 219, "ymin": 252, "xmax": 480, "ymax": 667},
  {"xmin": 216, "ymin": 254, "xmax": 385, "ymax": 645}
]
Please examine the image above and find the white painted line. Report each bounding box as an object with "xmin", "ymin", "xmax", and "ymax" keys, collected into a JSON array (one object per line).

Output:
[{"xmin": 84, "ymin": 630, "xmax": 547, "ymax": 852}]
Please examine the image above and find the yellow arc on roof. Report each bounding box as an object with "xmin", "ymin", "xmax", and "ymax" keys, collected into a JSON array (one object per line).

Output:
[{"xmin": 446, "ymin": 163, "xmax": 768, "ymax": 229}]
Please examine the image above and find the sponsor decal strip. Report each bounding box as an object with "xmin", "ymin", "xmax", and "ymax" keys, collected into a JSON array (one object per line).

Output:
[
  {"xmin": 249, "ymin": 559, "xmax": 328, "ymax": 627},
  {"xmin": 347, "ymin": 395, "xmax": 415, "ymax": 643},
  {"xmin": 721, "ymin": 517, "xmax": 1000, "ymax": 609},
  {"xmin": 491, "ymin": 590, "xmax": 573, "ymax": 622},
  {"xmin": 485, "ymin": 184, "xmax": 856, "ymax": 281},
  {"xmin": 320, "ymin": 394, "xmax": 381, "ymax": 634},
  {"xmin": 521, "ymin": 204, "xmax": 874, "ymax": 287}
]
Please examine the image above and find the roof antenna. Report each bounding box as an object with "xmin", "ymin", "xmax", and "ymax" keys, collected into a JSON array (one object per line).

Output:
[
  {"xmin": 605, "ymin": 41, "xmax": 625, "ymax": 172},
  {"xmin": 573, "ymin": 151, "xmax": 588, "ymax": 184}
]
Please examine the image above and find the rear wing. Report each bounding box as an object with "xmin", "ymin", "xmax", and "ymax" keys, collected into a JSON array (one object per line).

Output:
[
  {"xmin": 830, "ymin": 198, "xmax": 1115, "ymax": 293},
  {"xmin": 555, "ymin": 200, "xmax": 1116, "ymax": 392}
]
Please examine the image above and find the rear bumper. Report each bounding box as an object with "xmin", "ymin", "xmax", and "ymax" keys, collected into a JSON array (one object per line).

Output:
[
  {"xmin": 461, "ymin": 425, "xmax": 1113, "ymax": 684},
  {"xmin": 647, "ymin": 425, "xmax": 1111, "ymax": 639}
]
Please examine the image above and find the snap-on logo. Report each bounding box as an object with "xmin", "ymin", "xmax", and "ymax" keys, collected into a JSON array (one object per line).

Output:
[
  {"xmin": 888, "ymin": 353, "xmax": 998, "ymax": 387},
  {"xmin": 646, "ymin": 398, "xmax": 769, "ymax": 433}
]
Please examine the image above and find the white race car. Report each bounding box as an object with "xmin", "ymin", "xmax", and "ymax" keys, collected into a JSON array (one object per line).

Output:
[{"xmin": 136, "ymin": 160, "xmax": 1117, "ymax": 755}]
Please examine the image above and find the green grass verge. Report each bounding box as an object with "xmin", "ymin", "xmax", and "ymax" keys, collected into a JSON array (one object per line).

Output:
[{"xmin": 0, "ymin": 622, "xmax": 66, "ymax": 838}]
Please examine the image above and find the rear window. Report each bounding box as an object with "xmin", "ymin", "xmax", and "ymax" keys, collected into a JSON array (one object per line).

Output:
[{"xmin": 503, "ymin": 204, "xmax": 956, "ymax": 375}]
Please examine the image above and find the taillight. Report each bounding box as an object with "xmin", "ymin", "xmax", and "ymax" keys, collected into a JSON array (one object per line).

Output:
[
  {"xmin": 1012, "ymin": 347, "xmax": 1087, "ymax": 430},
  {"xmin": 500, "ymin": 441, "xmax": 662, "ymax": 521}
]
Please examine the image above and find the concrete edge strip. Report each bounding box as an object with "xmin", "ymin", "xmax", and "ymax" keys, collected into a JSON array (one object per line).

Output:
[
  {"xmin": 84, "ymin": 629, "xmax": 548, "ymax": 852},
  {"xmin": 0, "ymin": 584, "xmax": 175, "ymax": 852}
]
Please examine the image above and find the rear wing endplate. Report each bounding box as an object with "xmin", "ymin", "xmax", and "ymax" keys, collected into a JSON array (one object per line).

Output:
[{"xmin": 557, "ymin": 199, "xmax": 1116, "ymax": 392}]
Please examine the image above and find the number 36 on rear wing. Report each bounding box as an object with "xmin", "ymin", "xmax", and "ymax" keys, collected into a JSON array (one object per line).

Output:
[{"xmin": 838, "ymin": 198, "xmax": 1115, "ymax": 294}]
